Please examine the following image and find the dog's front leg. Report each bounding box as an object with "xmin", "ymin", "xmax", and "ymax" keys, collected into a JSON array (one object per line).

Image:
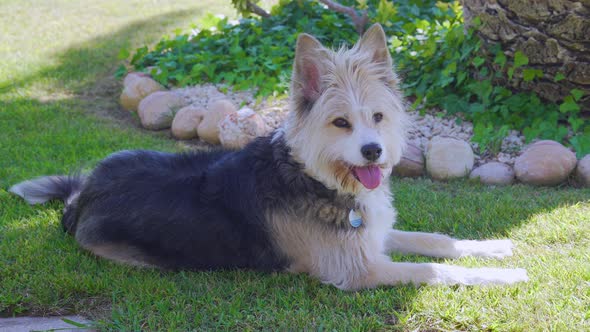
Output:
[
  {"xmin": 384, "ymin": 230, "xmax": 514, "ymax": 259},
  {"xmin": 352, "ymin": 257, "xmax": 528, "ymax": 289}
]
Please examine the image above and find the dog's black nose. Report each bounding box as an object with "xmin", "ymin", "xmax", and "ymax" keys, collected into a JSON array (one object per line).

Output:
[{"xmin": 361, "ymin": 143, "xmax": 382, "ymax": 161}]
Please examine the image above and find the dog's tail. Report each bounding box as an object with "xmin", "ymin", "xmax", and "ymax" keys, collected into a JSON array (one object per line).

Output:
[
  {"xmin": 9, "ymin": 175, "xmax": 85, "ymax": 234},
  {"xmin": 10, "ymin": 175, "xmax": 84, "ymax": 205}
]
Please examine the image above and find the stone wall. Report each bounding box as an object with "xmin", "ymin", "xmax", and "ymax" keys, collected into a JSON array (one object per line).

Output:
[{"xmin": 461, "ymin": 0, "xmax": 590, "ymax": 108}]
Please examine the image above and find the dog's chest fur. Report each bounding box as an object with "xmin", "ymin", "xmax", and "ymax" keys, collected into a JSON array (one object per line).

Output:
[
  {"xmin": 286, "ymin": 191, "xmax": 355, "ymax": 228},
  {"xmin": 263, "ymin": 136, "xmax": 396, "ymax": 288},
  {"xmin": 262, "ymin": 135, "xmax": 366, "ymax": 231},
  {"xmin": 268, "ymin": 193, "xmax": 395, "ymax": 289}
]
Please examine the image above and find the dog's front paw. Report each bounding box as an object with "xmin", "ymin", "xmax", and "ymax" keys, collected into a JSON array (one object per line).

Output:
[
  {"xmin": 435, "ymin": 265, "xmax": 529, "ymax": 285},
  {"xmin": 463, "ymin": 267, "xmax": 529, "ymax": 285},
  {"xmin": 454, "ymin": 239, "xmax": 514, "ymax": 259}
]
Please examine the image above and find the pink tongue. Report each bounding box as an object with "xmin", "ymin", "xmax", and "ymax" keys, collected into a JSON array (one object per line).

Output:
[{"xmin": 352, "ymin": 165, "xmax": 382, "ymax": 189}]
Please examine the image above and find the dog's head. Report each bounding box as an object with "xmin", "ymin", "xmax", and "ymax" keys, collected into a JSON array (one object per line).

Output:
[{"xmin": 281, "ymin": 24, "xmax": 408, "ymax": 195}]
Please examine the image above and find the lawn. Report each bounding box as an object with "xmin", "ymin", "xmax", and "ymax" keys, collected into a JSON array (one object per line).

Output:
[{"xmin": 1, "ymin": 0, "xmax": 589, "ymax": 331}]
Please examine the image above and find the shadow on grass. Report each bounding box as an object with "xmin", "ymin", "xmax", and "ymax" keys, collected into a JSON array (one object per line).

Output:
[
  {"xmin": 0, "ymin": 98, "xmax": 180, "ymax": 188},
  {"xmin": 0, "ymin": 8, "xmax": 213, "ymax": 184},
  {"xmin": 392, "ymin": 178, "xmax": 590, "ymax": 239},
  {"xmin": 2, "ymin": 174, "xmax": 588, "ymax": 329},
  {"xmin": 0, "ymin": 8, "xmax": 206, "ymax": 98}
]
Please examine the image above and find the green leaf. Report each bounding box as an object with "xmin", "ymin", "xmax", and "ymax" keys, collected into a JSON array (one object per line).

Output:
[
  {"xmin": 441, "ymin": 94, "xmax": 468, "ymax": 114},
  {"xmin": 457, "ymin": 71, "xmax": 467, "ymax": 85},
  {"xmin": 559, "ymin": 96, "xmax": 580, "ymax": 113},
  {"xmin": 356, "ymin": 0, "xmax": 368, "ymax": 10},
  {"xmin": 443, "ymin": 62, "xmax": 457, "ymax": 75},
  {"xmin": 438, "ymin": 75, "xmax": 455, "ymax": 88},
  {"xmin": 435, "ymin": 1, "xmax": 449, "ymax": 10},
  {"xmin": 375, "ymin": 0, "xmax": 397, "ymax": 26},
  {"xmin": 114, "ymin": 65, "xmax": 128, "ymax": 80},
  {"xmin": 410, "ymin": 98, "xmax": 422, "ymax": 110},
  {"xmin": 494, "ymin": 52, "xmax": 507, "ymax": 68},
  {"xmin": 472, "ymin": 56, "xmax": 485, "ymax": 68},
  {"xmin": 570, "ymin": 133, "xmax": 590, "ymax": 158},
  {"xmin": 523, "ymin": 68, "xmax": 543, "ymax": 82},
  {"xmin": 61, "ymin": 318, "xmax": 91, "ymax": 328},
  {"xmin": 117, "ymin": 48, "xmax": 130, "ymax": 60},
  {"xmin": 199, "ymin": 12, "xmax": 223, "ymax": 30},
  {"xmin": 554, "ymin": 73, "xmax": 566, "ymax": 82},
  {"xmin": 468, "ymin": 103, "xmax": 485, "ymax": 114},
  {"xmin": 571, "ymin": 89, "xmax": 585, "ymax": 101},
  {"xmin": 568, "ymin": 115, "xmax": 584, "ymax": 132},
  {"xmin": 513, "ymin": 51, "xmax": 529, "ymax": 69},
  {"xmin": 416, "ymin": 19, "xmax": 431, "ymax": 31},
  {"xmin": 523, "ymin": 126, "xmax": 542, "ymax": 143},
  {"xmin": 554, "ymin": 125, "xmax": 569, "ymax": 143},
  {"xmin": 390, "ymin": 36, "xmax": 403, "ymax": 48},
  {"xmin": 507, "ymin": 67, "xmax": 514, "ymax": 80}
]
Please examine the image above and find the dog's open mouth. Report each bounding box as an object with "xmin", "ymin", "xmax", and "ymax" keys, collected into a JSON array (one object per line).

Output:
[{"xmin": 350, "ymin": 165, "xmax": 382, "ymax": 190}]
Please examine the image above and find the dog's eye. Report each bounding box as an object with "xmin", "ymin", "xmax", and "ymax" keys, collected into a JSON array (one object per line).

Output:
[
  {"xmin": 373, "ymin": 113, "xmax": 383, "ymax": 123},
  {"xmin": 332, "ymin": 118, "xmax": 351, "ymax": 129}
]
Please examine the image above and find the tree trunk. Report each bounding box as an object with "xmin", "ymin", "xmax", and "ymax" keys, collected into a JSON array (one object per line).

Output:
[{"xmin": 461, "ymin": 0, "xmax": 590, "ymax": 108}]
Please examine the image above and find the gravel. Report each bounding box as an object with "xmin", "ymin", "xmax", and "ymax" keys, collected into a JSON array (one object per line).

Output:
[{"xmin": 173, "ymin": 84, "xmax": 526, "ymax": 164}]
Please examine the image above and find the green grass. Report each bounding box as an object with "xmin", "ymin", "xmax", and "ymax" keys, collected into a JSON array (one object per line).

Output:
[{"xmin": 1, "ymin": 0, "xmax": 589, "ymax": 331}]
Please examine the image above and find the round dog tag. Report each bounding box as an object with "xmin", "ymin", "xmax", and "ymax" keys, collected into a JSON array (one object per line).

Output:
[{"xmin": 348, "ymin": 209, "xmax": 362, "ymax": 228}]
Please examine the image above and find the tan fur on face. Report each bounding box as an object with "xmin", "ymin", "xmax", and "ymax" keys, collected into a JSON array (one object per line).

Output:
[{"xmin": 331, "ymin": 160, "xmax": 361, "ymax": 193}]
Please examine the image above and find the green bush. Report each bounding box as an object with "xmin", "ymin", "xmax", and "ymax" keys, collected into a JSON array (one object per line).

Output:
[
  {"xmin": 128, "ymin": 0, "xmax": 454, "ymax": 96},
  {"xmin": 126, "ymin": 0, "xmax": 589, "ymax": 157},
  {"xmin": 391, "ymin": 7, "xmax": 588, "ymax": 157},
  {"xmin": 129, "ymin": 1, "xmax": 357, "ymax": 96}
]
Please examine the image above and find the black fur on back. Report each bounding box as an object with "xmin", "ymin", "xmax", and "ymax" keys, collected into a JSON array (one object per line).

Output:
[{"xmin": 66, "ymin": 133, "xmax": 354, "ymax": 271}]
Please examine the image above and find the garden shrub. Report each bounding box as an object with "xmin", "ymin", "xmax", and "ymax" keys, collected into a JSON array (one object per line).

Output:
[{"xmin": 125, "ymin": 0, "xmax": 589, "ymax": 157}]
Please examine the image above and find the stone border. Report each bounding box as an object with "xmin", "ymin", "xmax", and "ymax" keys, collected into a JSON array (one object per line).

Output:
[
  {"xmin": 396, "ymin": 137, "xmax": 589, "ymax": 187},
  {"xmin": 119, "ymin": 72, "xmax": 590, "ymax": 187}
]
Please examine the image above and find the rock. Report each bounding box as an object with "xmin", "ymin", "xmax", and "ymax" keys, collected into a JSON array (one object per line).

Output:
[
  {"xmin": 171, "ymin": 105, "xmax": 204, "ymax": 140},
  {"xmin": 393, "ymin": 143, "xmax": 424, "ymax": 177},
  {"xmin": 470, "ymin": 162, "xmax": 515, "ymax": 185},
  {"xmin": 426, "ymin": 137, "xmax": 474, "ymax": 180},
  {"xmin": 514, "ymin": 140, "xmax": 577, "ymax": 186},
  {"xmin": 574, "ymin": 154, "xmax": 590, "ymax": 187},
  {"xmin": 175, "ymin": 84, "xmax": 227, "ymax": 110},
  {"xmin": 497, "ymin": 152, "xmax": 515, "ymax": 165},
  {"xmin": 260, "ymin": 107, "xmax": 289, "ymax": 130},
  {"xmin": 138, "ymin": 91, "xmax": 186, "ymax": 130},
  {"xmin": 462, "ymin": 0, "xmax": 590, "ymax": 109},
  {"xmin": 120, "ymin": 73, "xmax": 164, "ymax": 111},
  {"xmin": 219, "ymin": 107, "xmax": 269, "ymax": 149},
  {"xmin": 198, "ymin": 99, "xmax": 237, "ymax": 145},
  {"xmin": 0, "ymin": 315, "xmax": 95, "ymax": 332}
]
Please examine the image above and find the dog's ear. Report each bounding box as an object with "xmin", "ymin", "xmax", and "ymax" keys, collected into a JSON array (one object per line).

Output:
[
  {"xmin": 292, "ymin": 33, "xmax": 328, "ymax": 113},
  {"xmin": 358, "ymin": 23, "xmax": 398, "ymax": 88},
  {"xmin": 358, "ymin": 23, "xmax": 392, "ymax": 67}
]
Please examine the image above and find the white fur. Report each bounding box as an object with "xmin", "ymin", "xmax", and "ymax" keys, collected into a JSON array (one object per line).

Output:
[
  {"xmin": 275, "ymin": 24, "xmax": 528, "ymax": 290},
  {"xmin": 271, "ymin": 184, "xmax": 529, "ymax": 290},
  {"xmin": 385, "ymin": 230, "xmax": 515, "ymax": 259}
]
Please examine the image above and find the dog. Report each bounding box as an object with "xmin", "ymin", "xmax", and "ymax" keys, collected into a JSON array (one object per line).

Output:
[{"xmin": 10, "ymin": 24, "xmax": 528, "ymax": 290}]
